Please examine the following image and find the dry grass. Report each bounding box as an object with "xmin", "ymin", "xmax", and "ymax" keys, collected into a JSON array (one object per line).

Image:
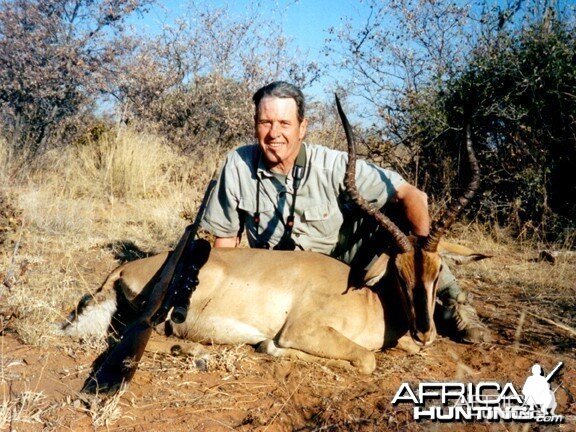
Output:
[
  {"xmin": 0, "ymin": 128, "xmax": 225, "ymax": 347},
  {"xmin": 0, "ymin": 137, "xmax": 8, "ymax": 185},
  {"xmin": 76, "ymin": 386, "xmax": 131, "ymax": 427},
  {"xmin": 444, "ymin": 222, "xmax": 576, "ymax": 357},
  {"xmin": 1, "ymin": 128, "xmax": 575, "ymax": 430},
  {"xmin": 0, "ymin": 128, "xmax": 228, "ymax": 429},
  {"xmin": 0, "ymin": 382, "xmax": 127, "ymax": 430},
  {"xmin": 448, "ymin": 223, "xmax": 575, "ymax": 316},
  {"xmin": 0, "ymin": 389, "xmax": 50, "ymax": 427},
  {"xmin": 33, "ymin": 128, "xmax": 196, "ymax": 200}
]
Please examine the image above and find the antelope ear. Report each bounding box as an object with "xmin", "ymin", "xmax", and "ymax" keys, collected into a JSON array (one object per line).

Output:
[
  {"xmin": 438, "ymin": 240, "xmax": 492, "ymax": 265},
  {"xmin": 363, "ymin": 253, "xmax": 391, "ymax": 286}
]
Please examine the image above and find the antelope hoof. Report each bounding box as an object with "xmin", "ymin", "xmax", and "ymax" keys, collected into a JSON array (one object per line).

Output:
[
  {"xmin": 395, "ymin": 335, "xmax": 422, "ymax": 354},
  {"xmin": 353, "ymin": 352, "xmax": 376, "ymax": 374}
]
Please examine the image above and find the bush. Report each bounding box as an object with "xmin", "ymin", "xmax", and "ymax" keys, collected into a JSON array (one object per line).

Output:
[
  {"xmin": 133, "ymin": 75, "xmax": 253, "ymax": 154},
  {"xmin": 416, "ymin": 15, "xmax": 576, "ymax": 242},
  {"xmin": 0, "ymin": 0, "xmax": 148, "ymax": 157}
]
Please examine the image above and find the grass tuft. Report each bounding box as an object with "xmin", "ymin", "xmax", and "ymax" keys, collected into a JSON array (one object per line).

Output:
[{"xmin": 0, "ymin": 390, "xmax": 51, "ymax": 428}]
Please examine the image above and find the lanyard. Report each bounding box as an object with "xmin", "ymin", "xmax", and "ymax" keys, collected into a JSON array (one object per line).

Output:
[{"xmin": 254, "ymin": 145, "xmax": 306, "ymax": 246}]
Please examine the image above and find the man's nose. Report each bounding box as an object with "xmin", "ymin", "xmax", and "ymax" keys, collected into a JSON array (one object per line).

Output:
[{"xmin": 268, "ymin": 122, "xmax": 280, "ymax": 138}]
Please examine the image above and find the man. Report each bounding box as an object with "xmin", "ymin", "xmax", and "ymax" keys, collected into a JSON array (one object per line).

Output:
[{"xmin": 201, "ymin": 81, "xmax": 490, "ymax": 343}]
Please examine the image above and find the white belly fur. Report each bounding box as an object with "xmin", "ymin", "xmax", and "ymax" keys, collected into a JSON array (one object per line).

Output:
[{"xmin": 172, "ymin": 316, "xmax": 268, "ymax": 345}]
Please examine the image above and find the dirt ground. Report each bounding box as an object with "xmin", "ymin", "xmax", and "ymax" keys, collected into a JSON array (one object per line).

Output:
[{"xmin": 1, "ymin": 237, "xmax": 575, "ymax": 431}]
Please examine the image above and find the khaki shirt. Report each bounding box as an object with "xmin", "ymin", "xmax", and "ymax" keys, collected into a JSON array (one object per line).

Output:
[{"xmin": 201, "ymin": 143, "xmax": 406, "ymax": 256}]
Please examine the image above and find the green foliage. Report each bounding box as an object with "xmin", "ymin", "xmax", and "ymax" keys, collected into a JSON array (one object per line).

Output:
[{"xmin": 417, "ymin": 14, "xmax": 575, "ymax": 241}]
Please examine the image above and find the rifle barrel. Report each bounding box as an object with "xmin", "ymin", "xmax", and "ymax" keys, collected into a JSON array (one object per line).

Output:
[{"xmin": 545, "ymin": 361, "xmax": 563, "ymax": 382}]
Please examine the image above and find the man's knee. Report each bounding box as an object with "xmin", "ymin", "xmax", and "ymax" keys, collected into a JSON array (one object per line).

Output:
[{"xmin": 437, "ymin": 262, "xmax": 461, "ymax": 300}]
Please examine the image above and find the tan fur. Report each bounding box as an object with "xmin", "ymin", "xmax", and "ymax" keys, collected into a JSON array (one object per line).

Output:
[
  {"xmin": 393, "ymin": 249, "xmax": 442, "ymax": 345},
  {"xmin": 438, "ymin": 240, "xmax": 492, "ymax": 264},
  {"xmin": 65, "ymin": 244, "xmax": 486, "ymax": 373}
]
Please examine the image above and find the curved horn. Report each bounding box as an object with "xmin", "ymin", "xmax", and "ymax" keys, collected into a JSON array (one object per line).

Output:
[
  {"xmin": 335, "ymin": 94, "xmax": 413, "ymax": 254},
  {"xmin": 423, "ymin": 124, "xmax": 480, "ymax": 252}
]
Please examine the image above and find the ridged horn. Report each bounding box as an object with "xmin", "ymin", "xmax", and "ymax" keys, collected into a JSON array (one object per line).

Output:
[
  {"xmin": 335, "ymin": 94, "xmax": 413, "ymax": 254},
  {"xmin": 423, "ymin": 124, "xmax": 480, "ymax": 252}
]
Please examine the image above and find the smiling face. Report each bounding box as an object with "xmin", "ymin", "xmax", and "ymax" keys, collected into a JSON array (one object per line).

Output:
[{"xmin": 255, "ymin": 96, "xmax": 308, "ymax": 174}]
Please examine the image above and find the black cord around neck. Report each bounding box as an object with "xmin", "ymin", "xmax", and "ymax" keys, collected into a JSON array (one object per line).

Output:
[{"xmin": 254, "ymin": 145, "xmax": 306, "ymax": 248}]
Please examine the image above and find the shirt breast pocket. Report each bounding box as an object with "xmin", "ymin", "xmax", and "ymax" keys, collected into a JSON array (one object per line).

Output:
[
  {"xmin": 303, "ymin": 203, "xmax": 343, "ymax": 237},
  {"xmin": 238, "ymin": 197, "xmax": 273, "ymax": 215},
  {"xmin": 239, "ymin": 196, "xmax": 277, "ymax": 243}
]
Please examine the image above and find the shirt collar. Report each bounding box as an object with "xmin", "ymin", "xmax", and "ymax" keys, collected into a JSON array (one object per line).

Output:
[{"xmin": 255, "ymin": 143, "xmax": 307, "ymax": 181}]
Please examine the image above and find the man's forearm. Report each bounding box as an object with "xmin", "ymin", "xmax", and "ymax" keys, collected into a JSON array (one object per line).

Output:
[
  {"xmin": 214, "ymin": 236, "xmax": 240, "ymax": 248},
  {"xmin": 395, "ymin": 183, "xmax": 430, "ymax": 237}
]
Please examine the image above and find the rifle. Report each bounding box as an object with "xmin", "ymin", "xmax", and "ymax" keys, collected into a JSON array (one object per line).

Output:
[
  {"xmin": 545, "ymin": 362, "xmax": 563, "ymax": 382},
  {"xmin": 82, "ymin": 173, "xmax": 217, "ymax": 394}
]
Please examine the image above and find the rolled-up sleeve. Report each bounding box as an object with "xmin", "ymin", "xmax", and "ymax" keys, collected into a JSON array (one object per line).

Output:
[
  {"xmin": 333, "ymin": 153, "xmax": 406, "ymax": 208},
  {"xmin": 201, "ymin": 154, "xmax": 242, "ymax": 237}
]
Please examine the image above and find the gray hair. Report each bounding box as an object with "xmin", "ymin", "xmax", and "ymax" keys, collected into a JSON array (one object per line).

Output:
[{"xmin": 252, "ymin": 81, "xmax": 305, "ymax": 122}]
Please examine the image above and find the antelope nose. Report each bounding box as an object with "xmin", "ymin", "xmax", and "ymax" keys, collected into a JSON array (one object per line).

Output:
[{"xmin": 411, "ymin": 328, "xmax": 437, "ymax": 347}]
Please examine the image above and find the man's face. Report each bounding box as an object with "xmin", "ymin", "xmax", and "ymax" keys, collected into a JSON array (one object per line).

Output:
[{"xmin": 255, "ymin": 96, "xmax": 307, "ymax": 174}]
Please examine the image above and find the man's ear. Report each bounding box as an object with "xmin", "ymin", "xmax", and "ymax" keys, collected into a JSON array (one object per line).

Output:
[
  {"xmin": 299, "ymin": 118, "xmax": 308, "ymax": 140},
  {"xmin": 363, "ymin": 253, "xmax": 391, "ymax": 286}
]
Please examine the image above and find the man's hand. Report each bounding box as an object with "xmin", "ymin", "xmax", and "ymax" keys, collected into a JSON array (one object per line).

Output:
[
  {"xmin": 394, "ymin": 183, "xmax": 430, "ymax": 237},
  {"xmin": 214, "ymin": 236, "xmax": 240, "ymax": 248}
]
